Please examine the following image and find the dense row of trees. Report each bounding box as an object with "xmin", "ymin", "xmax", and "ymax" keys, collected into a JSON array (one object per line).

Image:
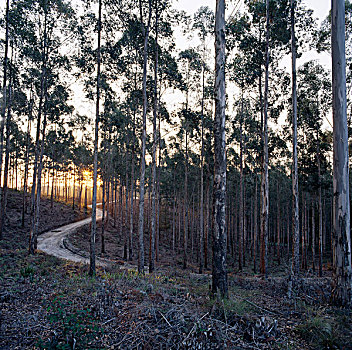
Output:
[{"xmin": 0, "ymin": 0, "xmax": 351, "ymax": 306}]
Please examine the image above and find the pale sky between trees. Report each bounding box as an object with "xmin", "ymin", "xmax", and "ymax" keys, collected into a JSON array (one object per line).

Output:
[{"xmin": 70, "ymin": 0, "xmax": 333, "ymax": 127}]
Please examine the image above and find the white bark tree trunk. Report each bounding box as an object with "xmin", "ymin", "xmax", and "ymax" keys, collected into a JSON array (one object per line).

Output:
[
  {"xmin": 137, "ymin": 0, "xmax": 152, "ymax": 274},
  {"xmin": 331, "ymin": 0, "xmax": 352, "ymax": 307},
  {"xmin": 89, "ymin": 0, "xmax": 102, "ymax": 276},
  {"xmin": 212, "ymin": 0, "xmax": 227, "ymax": 298},
  {"xmin": 291, "ymin": 0, "xmax": 300, "ymax": 279}
]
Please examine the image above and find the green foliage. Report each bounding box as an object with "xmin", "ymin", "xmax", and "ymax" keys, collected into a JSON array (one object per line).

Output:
[
  {"xmin": 296, "ymin": 316, "xmax": 340, "ymax": 349},
  {"xmin": 37, "ymin": 296, "xmax": 102, "ymax": 350},
  {"xmin": 222, "ymin": 298, "xmax": 252, "ymax": 316},
  {"xmin": 20, "ymin": 264, "xmax": 35, "ymax": 278}
]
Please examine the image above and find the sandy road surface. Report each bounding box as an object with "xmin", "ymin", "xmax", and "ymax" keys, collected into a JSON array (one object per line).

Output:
[{"xmin": 37, "ymin": 206, "xmax": 107, "ymax": 266}]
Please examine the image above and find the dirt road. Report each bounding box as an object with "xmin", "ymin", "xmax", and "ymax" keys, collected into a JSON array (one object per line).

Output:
[{"xmin": 37, "ymin": 206, "xmax": 107, "ymax": 266}]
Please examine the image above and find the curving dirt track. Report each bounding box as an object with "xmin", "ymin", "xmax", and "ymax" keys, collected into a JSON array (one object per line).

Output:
[{"xmin": 37, "ymin": 206, "xmax": 107, "ymax": 266}]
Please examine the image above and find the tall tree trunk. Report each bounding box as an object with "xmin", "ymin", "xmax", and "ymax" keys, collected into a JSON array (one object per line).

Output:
[
  {"xmin": 183, "ymin": 129, "xmax": 188, "ymax": 269},
  {"xmin": 29, "ymin": 5, "xmax": 47, "ymax": 254},
  {"xmin": 291, "ymin": 0, "xmax": 300, "ymax": 278},
  {"xmin": 277, "ymin": 179, "xmax": 281, "ymax": 265},
  {"xmin": 32, "ymin": 104, "xmax": 48, "ymax": 249},
  {"xmin": 172, "ymin": 179, "xmax": 176, "ymax": 255},
  {"xmin": 124, "ymin": 151, "xmax": 129, "ymax": 260},
  {"xmin": 0, "ymin": 54, "xmax": 12, "ymax": 238},
  {"xmin": 331, "ymin": 0, "xmax": 352, "ymax": 306},
  {"xmin": 243, "ymin": 143, "xmax": 247, "ymax": 268},
  {"xmin": 253, "ymin": 175, "xmax": 258, "ymax": 273},
  {"xmin": 312, "ymin": 199, "xmax": 316, "ymax": 272},
  {"xmin": 0, "ymin": 0, "xmax": 10, "ymax": 194},
  {"xmin": 205, "ymin": 179, "xmax": 210, "ymax": 269},
  {"xmin": 72, "ymin": 166, "xmax": 76, "ymax": 210},
  {"xmin": 260, "ymin": 0, "xmax": 270, "ymax": 277},
  {"xmin": 156, "ymin": 163, "xmax": 160, "ymax": 261},
  {"xmin": 137, "ymin": 0, "xmax": 152, "ymax": 274},
  {"xmin": 156, "ymin": 116, "xmax": 161, "ymax": 262},
  {"xmin": 129, "ymin": 114, "xmax": 136, "ymax": 260},
  {"xmin": 199, "ymin": 62, "xmax": 205, "ymax": 274},
  {"xmin": 212, "ymin": 0, "xmax": 227, "ymax": 297},
  {"xmin": 239, "ymin": 112, "xmax": 244, "ymax": 271},
  {"xmin": 51, "ymin": 166, "xmax": 55, "ymax": 207},
  {"xmin": 318, "ymin": 147, "xmax": 323, "ymax": 277},
  {"xmin": 84, "ymin": 185, "xmax": 88, "ymax": 215},
  {"xmin": 119, "ymin": 184, "xmax": 124, "ymax": 257},
  {"xmin": 149, "ymin": 0, "xmax": 159, "ymax": 273},
  {"xmin": 89, "ymin": 0, "xmax": 102, "ymax": 276},
  {"xmin": 101, "ymin": 178, "xmax": 106, "ymax": 254},
  {"xmin": 22, "ymin": 108, "xmax": 32, "ymax": 227}
]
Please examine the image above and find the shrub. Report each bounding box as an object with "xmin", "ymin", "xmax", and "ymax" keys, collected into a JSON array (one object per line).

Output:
[{"xmin": 37, "ymin": 296, "xmax": 103, "ymax": 349}]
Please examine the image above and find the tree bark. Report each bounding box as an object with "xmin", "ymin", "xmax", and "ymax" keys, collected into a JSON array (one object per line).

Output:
[
  {"xmin": 253, "ymin": 176, "xmax": 258, "ymax": 273},
  {"xmin": 312, "ymin": 199, "xmax": 316, "ymax": 272},
  {"xmin": 0, "ymin": 53, "xmax": 12, "ymax": 238},
  {"xmin": 129, "ymin": 111, "xmax": 136, "ymax": 260},
  {"xmin": 101, "ymin": 178, "xmax": 106, "ymax": 254},
  {"xmin": 183, "ymin": 129, "xmax": 188, "ymax": 269},
  {"xmin": 260, "ymin": 0, "xmax": 270, "ymax": 277},
  {"xmin": 22, "ymin": 105, "xmax": 32, "ymax": 227},
  {"xmin": 291, "ymin": 0, "xmax": 300, "ymax": 278},
  {"xmin": 149, "ymin": 0, "xmax": 159, "ymax": 273},
  {"xmin": 212, "ymin": 0, "xmax": 227, "ymax": 297},
  {"xmin": 137, "ymin": 0, "xmax": 152, "ymax": 274},
  {"xmin": 29, "ymin": 8, "xmax": 47, "ymax": 254},
  {"xmin": 277, "ymin": 179, "xmax": 281, "ymax": 265},
  {"xmin": 318, "ymin": 148, "xmax": 323, "ymax": 277},
  {"xmin": 0, "ymin": 0, "xmax": 10, "ymax": 195},
  {"xmin": 199, "ymin": 61, "xmax": 205, "ymax": 274},
  {"xmin": 32, "ymin": 103, "xmax": 48, "ymax": 249},
  {"xmin": 124, "ymin": 151, "xmax": 129, "ymax": 260},
  {"xmin": 331, "ymin": 0, "xmax": 352, "ymax": 306},
  {"xmin": 89, "ymin": 0, "xmax": 102, "ymax": 276},
  {"xmin": 239, "ymin": 109, "xmax": 244, "ymax": 271}
]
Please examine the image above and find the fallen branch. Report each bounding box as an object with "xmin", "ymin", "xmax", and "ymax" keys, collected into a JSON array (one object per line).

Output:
[
  {"xmin": 101, "ymin": 318, "xmax": 116, "ymax": 326},
  {"xmin": 158, "ymin": 310, "xmax": 172, "ymax": 328},
  {"xmin": 182, "ymin": 312, "xmax": 209, "ymax": 344}
]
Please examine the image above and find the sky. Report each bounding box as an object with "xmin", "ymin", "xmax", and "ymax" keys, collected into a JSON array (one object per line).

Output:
[{"xmin": 176, "ymin": 0, "xmax": 330, "ymax": 21}]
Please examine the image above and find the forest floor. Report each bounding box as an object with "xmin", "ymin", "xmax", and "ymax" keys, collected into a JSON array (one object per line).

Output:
[{"xmin": 1, "ymin": 190, "xmax": 351, "ymax": 349}]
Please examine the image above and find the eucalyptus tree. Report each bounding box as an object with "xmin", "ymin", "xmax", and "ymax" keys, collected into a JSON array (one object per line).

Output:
[
  {"xmin": 212, "ymin": 0, "xmax": 227, "ymax": 297},
  {"xmin": 88, "ymin": 0, "xmax": 102, "ymax": 277},
  {"xmin": 0, "ymin": 0, "xmax": 10, "ymax": 203},
  {"xmin": 290, "ymin": 0, "xmax": 299, "ymax": 282},
  {"xmin": 22, "ymin": 98, "xmax": 33, "ymax": 226},
  {"xmin": 0, "ymin": 40, "xmax": 15, "ymax": 238},
  {"xmin": 331, "ymin": 0, "xmax": 352, "ymax": 307},
  {"xmin": 137, "ymin": 0, "xmax": 152, "ymax": 275},
  {"xmin": 150, "ymin": 0, "xmax": 159, "ymax": 273}
]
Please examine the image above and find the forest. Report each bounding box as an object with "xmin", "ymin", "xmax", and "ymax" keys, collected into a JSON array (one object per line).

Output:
[{"xmin": 0, "ymin": 0, "xmax": 352, "ymax": 349}]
